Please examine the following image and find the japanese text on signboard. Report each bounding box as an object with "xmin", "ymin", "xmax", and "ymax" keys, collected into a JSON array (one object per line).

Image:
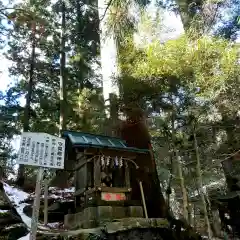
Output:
[{"xmin": 17, "ymin": 132, "xmax": 65, "ymax": 169}]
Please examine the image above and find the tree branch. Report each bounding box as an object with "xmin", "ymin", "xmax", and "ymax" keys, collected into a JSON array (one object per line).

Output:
[{"xmin": 99, "ymin": 0, "xmax": 113, "ymax": 22}]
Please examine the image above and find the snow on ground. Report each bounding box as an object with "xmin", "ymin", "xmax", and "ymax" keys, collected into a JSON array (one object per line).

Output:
[
  {"xmin": 0, "ymin": 209, "xmax": 8, "ymax": 213},
  {"xmin": 3, "ymin": 182, "xmax": 32, "ymax": 228},
  {"xmin": 2, "ymin": 182, "xmax": 32, "ymax": 240},
  {"xmin": 3, "ymin": 182, "xmax": 29, "ymax": 203},
  {"xmin": 8, "ymin": 172, "xmax": 17, "ymax": 181},
  {"xmin": 49, "ymin": 186, "xmax": 75, "ymax": 193},
  {"xmin": 25, "ymin": 186, "xmax": 75, "ymax": 201},
  {"xmin": 1, "ymin": 181, "xmax": 70, "ymax": 239},
  {"xmin": 191, "ymin": 178, "xmax": 226, "ymax": 198},
  {"xmin": 47, "ymin": 222, "xmax": 62, "ymax": 228}
]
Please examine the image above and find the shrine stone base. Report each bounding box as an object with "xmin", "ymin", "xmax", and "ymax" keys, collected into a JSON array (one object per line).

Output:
[{"xmin": 64, "ymin": 206, "xmax": 144, "ymax": 229}]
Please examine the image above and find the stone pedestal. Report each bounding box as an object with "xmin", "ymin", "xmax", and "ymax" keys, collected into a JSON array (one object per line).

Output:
[
  {"xmin": 64, "ymin": 205, "xmax": 144, "ymax": 229},
  {"xmin": 64, "ymin": 213, "xmax": 77, "ymax": 229},
  {"xmin": 112, "ymin": 206, "xmax": 127, "ymax": 219},
  {"xmin": 128, "ymin": 206, "xmax": 144, "ymax": 218}
]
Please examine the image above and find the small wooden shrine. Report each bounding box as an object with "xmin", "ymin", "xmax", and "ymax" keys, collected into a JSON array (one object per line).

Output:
[{"xmin": 62, "ymin": 131, "xmax": 149, "ymax": 229}]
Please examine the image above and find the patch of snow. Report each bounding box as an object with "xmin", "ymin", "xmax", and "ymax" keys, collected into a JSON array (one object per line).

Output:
[
  {"xmin": 47, "ymin": 194, "xmax": 60, "ymax": 199},
  {"xmin": 8, "ymin": 172, "xmax": 17, "ymax": 181},
  {"xmin": 3, "ymin": 182, "xmax": 29, "ymax": 203},
  {"xmin": 61, "ymin": 199, "xmax": 74, "ymax": 202},
  {"xmin": 49, "ymin": 187, "xmax": 75, "ymax": 193},
  {"xmin": 2, "ymin": 181, "xmax": 66, "ymax": 240},
  {"xmin": 38, "ymin": 224, "xmax": 51, "ymax": 230},
  {"xmin": 38, "ymin": 193, "xmax": 59, "ymax": 199},
  {"xmin": 190, "ymin": 178, "xmax": 226, "ymax": 198},
  {"xmin": 47, "ymin": 222, "xmax": 60, "ymax": 228},
  {"xmin": 0, "ymin": 209, "xmax": 8, "ymax": 213},
  {"xmin": 38, "ymin": 222, "xmax": 62, "ymax": 230},
  {"xmin": 2, "ymin": 182, "xmax": 32, "ymax": 228},
  {"xmin": 17, "ymin": 202, "xmax": 32, "ymax": 227}
]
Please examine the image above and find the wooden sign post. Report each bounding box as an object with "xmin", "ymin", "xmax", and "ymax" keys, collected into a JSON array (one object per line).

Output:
[
  {"xmin": 43, "ymin": 174, "xmax": 49, "ymax": 225},
  {"xmin": 30, "ymin": 167, "xmax": 44, "ymax": 240},
  {"xmin": 17, "ymin": 132, "xmax": 65, "ymax": 240}
]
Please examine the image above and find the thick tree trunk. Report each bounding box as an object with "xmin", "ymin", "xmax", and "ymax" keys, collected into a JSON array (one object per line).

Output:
[
  {"xmin": 17, "ymin": 25, "xmax": 36, "ymax": 187},
  {"xmin": 51, "ymin": 0, "xmax": 100, "ymax": 188},
  {"xmin": 109, "ymin": 93, "xmax": 119, "ymax": 137},
  {"xmin": 171, "ymin": 109, "xmax": 189, "ymax": 222},
  {"xmin": 174, "ymin": 0, "xmax": 204, "ymax": 32},
  {"xmin": 175, "ymin": 0, "xmax": 192, "ymax": 30},
  {"xmin": 51, "ymin": 1, "xmax": 69, "ymax": 189},
  {"xmin": 59, "ymin": 1, "xmax": 67, "ymax": 134},
  {"xmin": 187, "ymin": 193, "xmax": 193, "ymax": 226},
  {"xmin": 120, "ymin": 113, "xmax": 168, "ymax": 218}
]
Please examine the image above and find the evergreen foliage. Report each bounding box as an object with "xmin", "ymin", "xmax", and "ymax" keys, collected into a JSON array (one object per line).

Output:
[{"xmin": 0, "ymin": 0, "xmax": 239, "ymax": 235}]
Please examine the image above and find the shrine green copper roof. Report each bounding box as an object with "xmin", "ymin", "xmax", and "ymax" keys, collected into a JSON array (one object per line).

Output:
[{"xmin": 62, "ymin": 131, "xmax": 149, "ymax": 154}]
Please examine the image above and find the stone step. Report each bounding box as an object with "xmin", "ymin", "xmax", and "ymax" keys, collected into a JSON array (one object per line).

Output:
[
  {"xmin": 65, "ymin": 206, "xmax": 144, "ymax": 229},
  {"xmin": 31, "ymin": 218, "xmax": 185, "ymax": 240}
]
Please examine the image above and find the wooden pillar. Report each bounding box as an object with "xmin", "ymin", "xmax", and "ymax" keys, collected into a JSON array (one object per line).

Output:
[
  {"xmin": 125, "ymin": 162, "xmax": 130, "ymax": 188},
  {"xmin": 74, "ymin": 150, "xmax": 84, "ymax": 208},
  {"xmin": 74, "ymin": 167, "xmax": 78, "ymax": 208},
  {"xmin": 43, "ymin": 177, "xmax": 48, "ymax": 225},
  {"xmin": 94, "ymin": 156, "xmax": 101, "ymax": 187}
]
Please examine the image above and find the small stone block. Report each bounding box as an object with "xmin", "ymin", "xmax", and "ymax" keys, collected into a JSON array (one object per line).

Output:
[
  {"xmin": 84, "ymin": 207, "xmax": 97, "ymax": 220},
  {"xmin": 128, "ymin": 206, "xmax": 144, "ymax": 218},
  {"xmin": 76, "ymin": 211, "xmax": 84, "ymax": 222},
  {"xmin": 112, "ymin": 206, "xmax": 127, "ymax": 219},
  {"xmin": 82, "ymin": 219, "xmax": 98, "ymax": 229},
  {"xmin": 97, "ymin": 206, "xmax": 113, "ymax": 220},
  {"xmin": 64, "ymin": 213, "xmax": 76, "ymax": 229}
]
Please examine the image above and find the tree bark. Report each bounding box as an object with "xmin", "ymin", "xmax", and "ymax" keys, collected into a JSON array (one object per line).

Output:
[
  {"xmin": 171, "ymin": 100, "xmax": 189, "ymax": 222},
  {"xmin": 175, "ymin": 0, "xmax": 192, "ymax": 30},
  {"xmin": 109, "ymin": 93, "xmax": 119, "ymax": 137},
  {"xmin": 174, "ymin": 0, "xmax": 204, "ymax": 32},
  {"xmin": 43, "ymin": 176, "xmax": 48, "ymax": 225},
  {"xmin": 51, "ymin": 0, "xmax": 69, "ymax": 189},
  {"xmin": 176, "ymin": 152, "xmax": 189, "ymax": 222},
  {"xmin": 17, "ymin": 23, "xmax": 36, "ymax": 186},
  {"xmin": 59, "ymin": 0, "xmax": 67, "ymax": 134},
  {"xmin": 120, "ymin": 112, "xmax": 168, "ymax": 218},
  {"xmin": 193, "ymin": 128, "xmax": 212, "ymax": 239},
  {"xmin": 187, "ymin": 193, "xmax": 193, "ymax": 226}
]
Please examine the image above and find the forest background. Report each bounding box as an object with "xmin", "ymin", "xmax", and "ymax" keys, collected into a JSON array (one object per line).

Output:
[{"xmin": 0, "ymin": 0, "xmax": 240, "ymax": 236}]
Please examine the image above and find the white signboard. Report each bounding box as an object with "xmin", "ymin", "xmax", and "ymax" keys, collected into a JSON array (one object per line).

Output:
[{"xmin": 17, "ymin": 132, "xmax": 65, "ymax": 169}]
